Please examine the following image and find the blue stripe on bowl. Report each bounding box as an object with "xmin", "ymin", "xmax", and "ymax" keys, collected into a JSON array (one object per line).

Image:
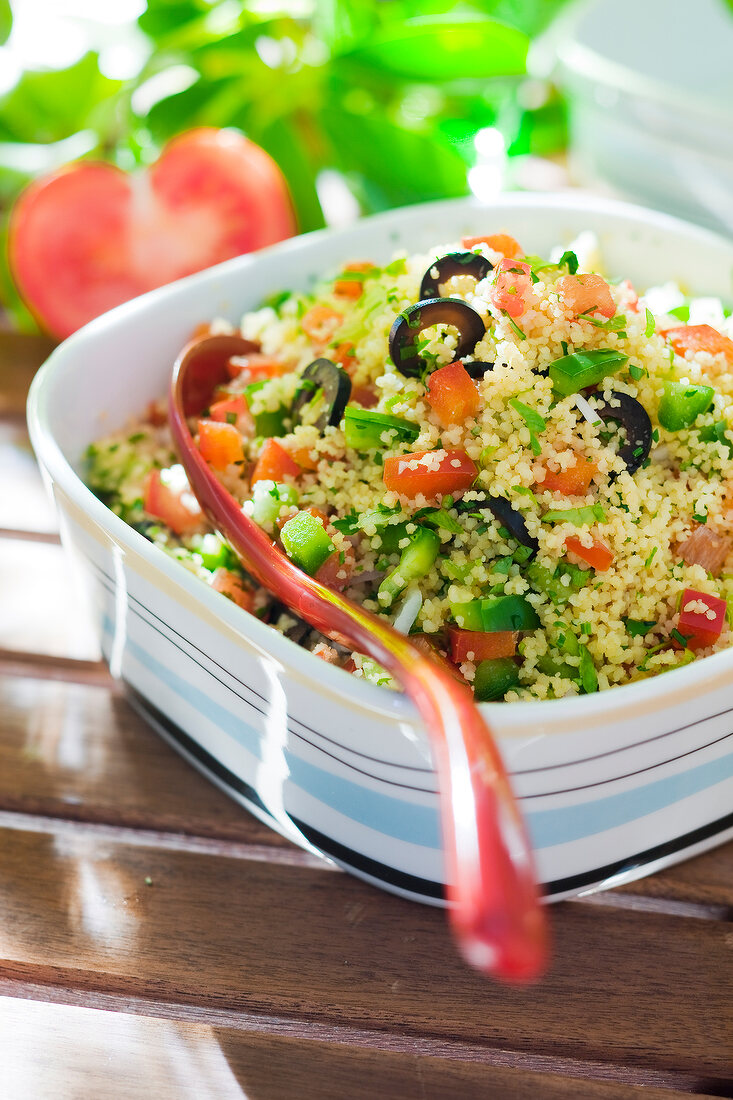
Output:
[{"xmin": 105, "ymin": 619, "xmax": 733, "ymax": 853}]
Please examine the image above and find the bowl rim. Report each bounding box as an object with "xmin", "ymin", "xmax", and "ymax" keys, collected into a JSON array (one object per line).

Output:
[{"xmin": 26, "ymin": 189, "xmax": 733, "ymax": 737}]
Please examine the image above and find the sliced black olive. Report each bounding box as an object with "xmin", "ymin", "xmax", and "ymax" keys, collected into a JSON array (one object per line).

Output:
[
  {"xmin": 463, "ymin": 360, "xmax": 494, "ymax": 379},
  {"xmin": 291, "ymin": 358, "xmax": 351, "ymax": 432},
  {"xmin": 593, "ymin": 391, "xmax": 652, "ymax": 475},
  {"xmin": 455, "ymin": 493, "xmax": 539, "ymax": 557},
  {"xmin": 389, "ymin": 299, "xmax": 486, "ymax": 378},
  {"xmin": 419, "ymin": 251, "xmax": 494, "ymax": 301}
]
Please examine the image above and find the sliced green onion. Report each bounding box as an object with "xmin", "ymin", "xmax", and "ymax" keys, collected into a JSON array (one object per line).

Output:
[
  {"xmin": 473, "ymin": 658, "xmax": 520, "ymax": 701},
  {"xmin": 344, "ymin": 407, "xmax": 419, "ymax": 450},
  {"xmin": 415, "ymin": 507, "xmax": 463, "ymax": 534},
  {"xmin": 542, "ymin": 504, "xmax": 606, "ymax": 526},
  {"xmin": 548, "ymin": 349, "xmax": 628, "ymax": 396},
  {"xmin": 378, "ymin": 527, "xmax": 440, "ymax": 607},
  {"xmin": 579, "ymin": 645, "xmax": 598, "ymax": 693},
  {"xmin": 281, "ymin": 511, "xmax": 334, "ymax": 575},
  {"xmin": 624, "ymin": 617, "xmax": 657, "ymax": 637},
  {"xmin": 658, "ymin": 381, "xmax": 715, "ymax": 432},
  {"xmin": 508, "ymin": 398, "xmax": 547, "ymax": 433},
  {"xmin": 450, "ymin": 594, "xmax": 540, "ymax": 632}
]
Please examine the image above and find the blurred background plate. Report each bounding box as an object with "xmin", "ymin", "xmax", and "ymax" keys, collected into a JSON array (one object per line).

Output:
[{"xmin": 551, "ymin": 0, "xmax": 733, "ymax": 235}]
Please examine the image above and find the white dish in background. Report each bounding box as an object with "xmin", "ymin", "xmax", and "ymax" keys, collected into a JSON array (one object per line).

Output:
[
  {"xmin": 550, "ymin": 0, "xmax": 733, "ymax": 236},
  {"xmin": 28, "ymin": 193, "xmax": 733, "ymax": 905}
]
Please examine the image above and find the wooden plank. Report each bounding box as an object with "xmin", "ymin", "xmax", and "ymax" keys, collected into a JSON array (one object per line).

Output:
[
  {"xmin": 0, "ymin": 824, "xmax": 730, "ymax": 1081},
  {"xmin": 0, "ymin": 539, "xmax": 101, "ymax": 660},
  {"xmin": 0, "ymin": 675, "xmax": 290, "ymax": 847},
  {"xmin": 0, "ymin": 672, "xmax": 731, "ymax": 903},
  {"xmin": 0, "ymin": 422, "xmax": 58, "ymax": 533},
  {"xmin": 0, "ymin": 330, "xmax": 55, "ymax": 418},
  {"xmin": 0, "ymin": 994, "xmax": 720, "ymax": 1100}
]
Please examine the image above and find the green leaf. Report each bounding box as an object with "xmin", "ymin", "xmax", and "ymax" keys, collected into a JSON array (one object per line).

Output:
[
  {"xmin": 0, "ymin": 53, "xmax": 122, "ymax": 144},
  {"xmin": 0, "ymin": 0, "xmax": 11, "ymax": 47},
  {"xmin": 343, "ymin": 15, "xmax": 528, "ymax": 82}
]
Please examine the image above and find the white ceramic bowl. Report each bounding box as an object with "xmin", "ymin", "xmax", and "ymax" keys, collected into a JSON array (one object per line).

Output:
[{"xmin": 28, "ymin": 193, "xmax": 733, "ymax": 905}]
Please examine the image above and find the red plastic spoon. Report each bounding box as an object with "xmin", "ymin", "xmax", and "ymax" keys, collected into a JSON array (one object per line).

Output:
[{"xmin": 170, "ymin": 334, "xmax": 548, "ymax": 982}]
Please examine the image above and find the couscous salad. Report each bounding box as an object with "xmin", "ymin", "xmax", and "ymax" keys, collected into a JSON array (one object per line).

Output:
[{"xmin": 86, "ymin": 231, "xmax": 733, "ymax": 701}]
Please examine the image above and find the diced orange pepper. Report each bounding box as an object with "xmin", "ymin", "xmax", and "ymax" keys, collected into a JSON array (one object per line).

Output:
[
  {"xmin": 540, "ymin": 453, "xmax": 598, "ymax": 495},
  {"xmin": 225, "ymin": 352, "xmax": 290, "ymax": 382},
  {"xmin": 565, "ymin": 535, "xmax": 614, "ymax": 571},
  {"xmin": 208, "ymin": 393, "xmax": 252, "ymax": 434},
  {"xmin": 210, "ymin": 568, "xmax": 254, "ymax": 613},
  {"xmin": 426, "ymin": 361, "xmax": 480, "ymax": 426},
  {"xmin": 667, "ymin": 324, "xmax": 733, "ymax": 364},
  {"xmin": 558, "ymin": 273, "xmax": 615, "ymax": 319},
  {"xmin": 461, "ymin": 233, "xmax": 522, "ymax": 258},
  {"xmin": 331, "ymin": 342, "xmax": 357, "ymax": 373},
  {"xmin": 383, "ymin": 449, "xmax": 477, "ymax": 502},
  {"xmin": 333, "ymin": 261, "xmax": 376, "ymax": 300},
  {"xmin": 302, "ymin": 304, "xmax": 344, "ymax": 345},
  {"xmin": 197, "ymin": 419, "xmax": 244, "ymax": 470},
  {"xmin": 251, "ymin": 437, "xmax": 301, "ymax": 485}
]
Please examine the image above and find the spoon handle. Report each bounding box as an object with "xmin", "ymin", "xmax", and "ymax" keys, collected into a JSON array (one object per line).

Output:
[{"xmin": 169, "ymin": 338, "xmax": 547, "ymax": 982}]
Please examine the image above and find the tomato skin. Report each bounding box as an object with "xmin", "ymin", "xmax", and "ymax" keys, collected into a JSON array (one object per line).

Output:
[
  {"xmin": 142, "ymin": 468, "xmax": 202, "ymax": 535},
  {"xmin": 565, "ymin": 535, "xmax": 614, "ymax": 571},
  {"xmin": 557, "ymin": 273, "xmax": 615, "ymax": 319},
  {"xmin": 197, "ymin": 419, "xmax": 244, "ymax": 469},
  {"xmin": 301, "ymin": 305, "xmax": 344, "ymax": 346},
  {"xmin": 427, "ymin": 361, "xmax": 480, "ymax": 426},
  {"xmin": 490, "ymin": 258, "xmax": 533, "ymax": 318},
  {"xmin": 210, "ymin": 568, "xmax": 254, "ymax": 613},
  {"xmin": 383, "ymin": 449, "xmax": 478, "ymax": 502},
  {"xmin": 540, "ymin": 453, "xmax": 598, "ymax": 495},
  {"xmin": 461, "ymin": 233, "xmax": 521, "ymax": 258},
  {"xmin": 9, "ymin": 128, "xmax": 296, "ymax": 339},
  {"xmin": 448, "ymin": 628, "xmax": 517, "ymax": 663},
  {"xmin": 410, "ymin": 634, "xmax": 470, "ymax": 686},
  {"xmin": 676, "ymin": 588, "xmax": 727, "ymax": 650},
  {"xmin": 251, "ymin": 438, "xmax": 300, "ymax": 485},
  {"xmin": 667, "ymin": 324, "xmax": 733, "ymax": 364}
]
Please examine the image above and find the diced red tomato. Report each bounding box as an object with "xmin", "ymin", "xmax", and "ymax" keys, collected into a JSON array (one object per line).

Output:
[
  {"xmin": 490, "ymin": 258, "xmax": 533, "ymax": 318},
  {"xmin": 666, "ymin": 324, "xmax": 733, "ymax": 365},
  {"xmin": 142, "ymin": 468, "xmax": 202, "ymax": 535},
  {"xmin": 210, "ymin": 568, "xmax": 254, "ymax": 613},
  {"xmin": 565, "ymin": 535, "xmax": 614, "ymax": 571},
  {"xmin": 251, "ymin": 438, "xmax": 301, "ymax": 485},
  {"xmin": 675, "ymin": 588, "xmax": 727, "ymax": 650},
  {"xmin": 333, "ymin": 261, "xmax": 375, "ymax": 300},
  {"xmin": 197, "ymin": 419, "xmax": 244, "ymax": 469},
  {"xmin": 426, "ymin": 361, "xmax": 480, "ymax": 426},
  {"xmin": 302, "ymin": 305, "xmax": 344, "ymax": 345},
  {"xmin": 619, "ymin": 279, "xmax": 640, "ymax": 313},
  {"xmin": 558, "ymin": 273, "xmax": 615, "ymax": 319},
  {"xmin": 351, "ymin": 386, "xmax": 378, "ymax": 408},
  {"xmin": 383, "ymin": 449, "xmax": 477, "ymax": 502},
  {"xmin": 678, "ymin": 525, "xmax": 731, "ymax": 577},
  {"xmin": 316, "ymin": 545, "xmax": 355, "ymax": 591},
  {"xmin": 409, "ymin": 634, "xmax": 470, "ymax": 686},
  {"xmin": 225, "ymin": 352, "xmax": 290, "ymax": 382},
  {"xmin": 208, "ymin": 393, "xmax": 252, "ymax": 434},
  {"xmin": 448, "ymin": 627, "xmax": 517, "ymax": 663},
  {"xmin": 461, "ymin": 233, "xmax": 522, "ymax": 258},
  {"xmin": 540, "ymin": 453, "xmax": 598, "ymax": 496},
  {"xmin": 9, "ymin": 127, "xmax": 296, "ymax": 339}
]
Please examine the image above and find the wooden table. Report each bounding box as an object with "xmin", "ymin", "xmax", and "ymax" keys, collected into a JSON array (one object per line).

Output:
[{"xmin": 1, "ymin": 337, "xmax": 732, "ymax": 1099}]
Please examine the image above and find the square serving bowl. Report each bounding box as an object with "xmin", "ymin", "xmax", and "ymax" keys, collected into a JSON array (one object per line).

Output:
[{"xmin": 27, "ymin": 192, "xmax": 733, "ymax": 904}]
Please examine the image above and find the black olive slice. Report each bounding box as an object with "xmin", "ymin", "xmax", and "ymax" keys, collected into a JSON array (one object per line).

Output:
[
  {"xmin": 592, "ymin": 391, "xmax": 652, "ymax": 475},
  {"xmin": 455, "ymin": 493, "xmax": 539, "ymax": 557},
  {"xmin": 291, "ymin": 358, "xmax": 351, "ymax": 432},
  {"xmin": 462, "ymin": 360, "xmax": 494, "ymax": 379},
  {"xmin": 389, "ymin": 299, "xmax": 487, "ymax": 378},
  {"xmin": 419, "ymin": 251, "xmax": 494, "ymax": 300}
]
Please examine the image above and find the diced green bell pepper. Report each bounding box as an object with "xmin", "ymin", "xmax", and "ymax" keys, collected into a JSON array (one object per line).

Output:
[
  {"xmin": 699, "ymin": 419, "xmax": 733, "ymax": 456},
  {"xmin": 548, "ymin": 349, "xmax": 628, "ymax": 396},
  {"xmin": 450, "ymin": 594, "xmax": 540, "ymax": 632},
  {"xmin": 344, "ymin": 407, "xmax": 419, "ymax": 449},
  {"xmin": 378, "ymin": 527, "xmax": 440, "ymax": 606},
  {"xmin": 473, "ymin": 658, "xmax": 520, "ymax": 701},
  {"xmin": 244, "ymin": 381, "xmax": 288, "ymax": 437},
  {"xmin": 280, "ymin": 511, "xmax": 335, "ymax": 575},
  {"xmin": 657, "ymin": 381, "xmax": 714, "ymax": 431}
]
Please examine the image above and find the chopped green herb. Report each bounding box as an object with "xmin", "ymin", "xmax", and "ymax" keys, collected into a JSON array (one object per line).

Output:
[
  {"xmin": 542, "ymin": 504, "xmax": 606, "ymax": 526},
  {"xmin": 558, "ymin": 250, "xmax": 579, "ymax": 275},
  {"xmin": 504, "ymin": 313, "xmax": 526, "ymax": 340},
  {"xmin": 508, "ymin": 398, "xmax": 547, "ymax": 434},
  {"xmin": 579, "ymin": 312, "xmax": 627, "ymax": 336},
  {"xmin": 629, "ymin": 364, "xmax": 645, "ymax": 381},
  {"xmin": 644, "ymin": 308, "xmax": 655, "ymax": 337},
  {"xmin": 644, "ymin": 547, "xmax": 658, "ymax": 568},
  {"xmin": 624, "ymin": 618, "xmax": 657, "ymax": 637},
  {"xmin": 670, "ymin": 628, "xmax": 690, "ymax": 648}
]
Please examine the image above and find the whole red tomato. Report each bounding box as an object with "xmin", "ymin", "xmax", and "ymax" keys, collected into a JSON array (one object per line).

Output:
[{"xmin": 9, "ymin": 128, "xmax": 297, "ymax": 339}]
